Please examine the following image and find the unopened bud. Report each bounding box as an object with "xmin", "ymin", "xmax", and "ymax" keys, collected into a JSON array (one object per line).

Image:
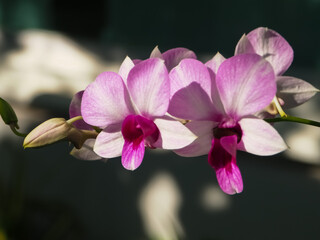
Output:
[
  {"xmin": 0, "ymin": 97, "xmax": 19, "ymax": 129},
  {"xmin": 23, "ymin": 118, "xmax": 98, "ymax": 149}
]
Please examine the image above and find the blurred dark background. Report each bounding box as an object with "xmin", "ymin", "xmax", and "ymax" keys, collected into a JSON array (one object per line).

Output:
[
  {"xmin": 1, "ymin": 0, "xmax": 320, "ymax": 66},
  {"xmin": 0, "ymin": 0, "xmax": 320, "ymax": 239}
]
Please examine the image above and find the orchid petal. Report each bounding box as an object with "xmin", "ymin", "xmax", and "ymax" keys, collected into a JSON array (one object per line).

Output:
[
  {"xmin": 94, "ymin": 124, "xmax": 124, "ymax": 158},
  {"xmin": 209, "ymin": 137, "xmax": 243, "ymax": 195},
  {"xmin": 216, "ymin": 54, "xmax": 276, "ymax": 120},
  {"xmin": 276, "ymin": 76, "xmax": 319, "ymax": 108},
  {"xmin": 174, "ymin": 120, "xmax": 216, "ymax": 157},
  {"xmin": 127, "ymin": 58, "xmax": 169, "ymax": 118},
  {"xmin": 205, "ymin": 53, "xmax": 226, "ymax": 117},
  {"xmin": 133, "ymin": 59, "xmax": 142, "ymax": 65},
  {"xmin": 150, "ymin": 46, "xmax": 163, "ymax": 59},
  {"xmin": 118, "ymin": 56, "xmax": 135, "ymax": 83},
  {"xmin": 234, "ymin": 34, "xmax": 256, "ymax": 55},
  {"xmin": 81, "ymin": 72, "xmax": 134, "ymax": 128},
  {"xmin": 246, "ymin": 27, "xmax": 294, "ymax": 76},
  {"xmin": 69, "ymin": 90, "xmax": 92, "ymax": 130},
  {"xmin": 170, "ymin": 59, "xmax": 211, "ymax": 98},
  {"xmin": 122, "ymin": 139, "xmax": 145, "ymax": 170},
  {"xmin": 215, "ymin": 160, "xmax": 243, "ymax": 195},
  {"xmin": 152, "ymin": 116, "xmax": 197, "ymax": 150},
  {"xmin": 238, "ymin": 117, "xmax": 287, "ymax": 155},
  {"xmin": 168, "ymin": 59, "xmax": 222, "ymax": 121},
  {"xmin": 162, "ymin": 47, "xmax": 197, "ymax": 71},
  {"xmin": 70, "ymin": 139, "xmax": 103, "ymax": 160},
  {"xmin": 205, "ymin": 52, "xmax": 226, "ymax": 75},
  {"xmin": 120, "ymin": 115, "xmax": 155, "ymax": 170}
]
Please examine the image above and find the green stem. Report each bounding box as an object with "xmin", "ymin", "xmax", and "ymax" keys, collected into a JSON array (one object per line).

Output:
[
  {"xmin": 66, "ymin": 116, "xmax": 102, "ymax": 133},
  {"xmin": 265, "ymin": 115, "xmax": 320, "ymax": 127},
  {"xmin": 66, "ymin": 116, "xmax": 83, "ymax": 124},
  {"xmin": 10, "ymin": 125, "xmax": 27, "ymax": 137}
]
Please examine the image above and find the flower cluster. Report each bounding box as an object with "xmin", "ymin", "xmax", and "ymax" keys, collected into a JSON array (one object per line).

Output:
[{"xmin": 23, "ymin": 27, "xmax": 319, "ymax": 195}]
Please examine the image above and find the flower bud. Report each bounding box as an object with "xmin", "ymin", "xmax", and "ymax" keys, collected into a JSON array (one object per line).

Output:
[
  {"xmin": 23, "ymin": 118, "xmax": 98, "ymax": 149},
  {"xmin": 0, "ymin": 97, "xmax": 19, "ymax": 129}
]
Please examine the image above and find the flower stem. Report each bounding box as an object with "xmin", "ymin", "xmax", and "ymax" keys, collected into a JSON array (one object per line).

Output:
[
  {"xmin": 66, "ymin": 116, "xmax": 83, "ymax": 124},
  {"xmin": 272, "ymin": 96, "xmax": 287, "ymax": 117},
  {"xmin": 10, "ymin": 125, "xmax": 27, "ymax": 137},
  {"xmin": 265, "ymin": 115, "xmax": 320, "ymax": 127}
]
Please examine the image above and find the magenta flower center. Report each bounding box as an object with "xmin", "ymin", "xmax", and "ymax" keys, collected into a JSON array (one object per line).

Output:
[
  {"xmin": 208, "ymin": 123, "xmax": 244, "ymax": 194},
  {"xmin": 213, "ymin": 123, "xmax": 242, "ymax": 143},
  {"xmin": 121, "ymin": 115, "xmax": 160, "ymax": 149}
]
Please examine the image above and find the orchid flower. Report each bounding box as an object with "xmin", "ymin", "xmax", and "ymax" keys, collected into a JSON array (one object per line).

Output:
[
  {"xmin": 168, "ymin": 54, "xmax": 287, "ymax": 194},
  {"xmin": 235, "ymin": 27, "xmax": 319, "ymax": 113},
  {"xmin": 81, "ymin": 58, "xmax": 196, "ymax": 170},
  {"xmin": 68, "ymin": 47, "xmax": 195, "ymax": 161}
]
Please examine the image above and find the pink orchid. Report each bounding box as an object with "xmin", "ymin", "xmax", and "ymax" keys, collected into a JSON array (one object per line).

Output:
[
  {"xmin": 168, "ymin": 54, "xmax": 287, "ymax": 194},
  {"xmin": 81, "ymin": 58, "xmax": 196, "ymax": 170},
  {"xmin": 235, "ymin": 27, "xmax": 319, "ymax": 110},
  {"xmin": 68, "ymin": 47, "xmax": 195, "ymax": 161}
]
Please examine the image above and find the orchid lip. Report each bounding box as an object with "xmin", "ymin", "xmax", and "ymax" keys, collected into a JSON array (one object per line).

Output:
[
  {"xmin": 121, "ymin": 114, "xmax": 160, "ymax": 171},
  {"xmin": 121, "ymin": 114, "xmax": 160, "ymax": 147}
]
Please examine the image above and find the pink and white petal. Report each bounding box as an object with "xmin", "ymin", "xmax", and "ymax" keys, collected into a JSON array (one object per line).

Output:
[
  {"xmin": 94, "ymin": 127, "xmax": 124, "ymax": 158},
  {"xmin": 276, "ymin": 76, "xmax": 320, "ymax": 108},
  {"xmin": 162, "ymin": 47, "xmax": 197, "ymax": 72},
  {"xmin": 209, "ymin": 138, "xmax": 243, "ymax": 195},
  {"xmin": 69, "ymin": 90, "xmax": 83, "ymax": 118},
  {"xmin": 215, "ymin": 160, "xmax": 243, "ymax": 195},
  {"xmin": 69, "ymin": 90, "xmax": 92, "ymax": 130},
  {"xmin": 237, "ymin": 117, "xmax": 287, "ymax": 155},
  {"xmin": 152, "ymin": 116, "xmax": 197, "ymax": 150},
  {"xmin": 205, "ymin": 52, "xmax": 226, "ymax": 75},
  {"xmin": 81, "ymin": 72, "xmax": 134, "ymax": 128},
  {"xmin": 150, "ymin": 46, "xmax": 163, "ymax": 59},
  {"xmin": 205, "ymin": 53, "xmax": 226, "ymax": 118},
  {"xmin": 127, "ymin": 58, "xmax": 169, "ymax": 118},
  {"xmin": 118, "ymin": 56, "xmax": 135, "ymax": 83},
  {"xmin": 121, "ymin": 139, "xmax": 145, "ymax": 170},
  {"xmin": 168, "ymin": 81, "xmax": 221, "ymax": 121},
  {"xmin": 168, "ymin": 59, "xmax": 221, "ymax": 120},
  {"xmin": 247, "ymin": 27, "xmax": 293, "ymax": 76},
  {"xmin": 173, "ymin": 120, "xmax": 216, "ymax": 157},
  {"xmin": 234, "ymin": 34, "xmax": 256, "ymax": 55},
  {"xmin": 216, "ymin": 54, "xmax": 276, "ymax": 120},
  {"xmin": 170, "ymin": 59, "xmax": 211, "ymax": 98},
  {"xmin": 70, "ymin": 139, "xmax": 103, "ymax": 160}
]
